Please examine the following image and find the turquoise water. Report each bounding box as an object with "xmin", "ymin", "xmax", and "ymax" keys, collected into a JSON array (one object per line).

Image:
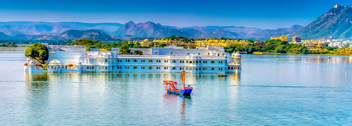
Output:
[{"xmin": 0, "ymin": 47, "xmax": 352, "ymax": 125}]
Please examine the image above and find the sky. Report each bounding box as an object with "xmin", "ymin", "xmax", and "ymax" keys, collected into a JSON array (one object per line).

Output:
[{"xmin": 0, "ymin": 0, "xmax": 351, "ymax": 29}]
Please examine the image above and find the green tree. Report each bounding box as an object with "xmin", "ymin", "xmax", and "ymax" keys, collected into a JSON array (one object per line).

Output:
[
  {"xmin": 247, "ymin": 39, "xmax": 254, "ymax": 43},
  {"xmin": 119, "ymin": 44, "xmax": 130, "ymax": 54},
  {"xmin": 324, "ymin": 42, "xmax": 330, "ymax": 47},
  {"xmin": 225, "ymin": 48, "xmax": 233, "ymax": 52},
  {"xmin": 133, "ymin": 50, "xmax": 143, "ymax": 55},
  {"xmin": 275, "ymin": 45, "xmax": 286, "ymax": 53},
  {"xmin": 159, "ymin": 43, "xmax": 167, "ymax": 47},
  {"xmin": 25, "ymin": 43, "xmax": 49, "ymax": 64}
]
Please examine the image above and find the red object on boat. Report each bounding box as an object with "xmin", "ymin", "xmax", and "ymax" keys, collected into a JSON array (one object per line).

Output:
[
  {"xmin": 163, "ymin": 71, "xmax": 193, "ymax": 95},
  {"xmin": 24, "ymin": 63, "xmax": 29, "ymax": 66}
]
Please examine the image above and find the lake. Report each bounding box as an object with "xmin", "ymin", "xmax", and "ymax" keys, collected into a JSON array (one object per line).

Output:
[{"xmin": 0, "ymin": 47, "xmax": 351, "ymax": 125}]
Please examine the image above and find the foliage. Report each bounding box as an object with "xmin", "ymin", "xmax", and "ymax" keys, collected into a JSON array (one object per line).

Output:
[
  {"xmin": 275, "ymin": 45, "xmax": 286, "ymax": 53},
  {"xmin": 133, "ymin": 50, "xmax": 143, "ymax": 55},
  {"xmin": 119, "ymin": 44, "xmax": 130, "ymax": 54},
  {"xmin": 43, "ymin": 64, "xmax": 49, "ymax": 70},
  {"xmin": 0, "ymin": 42, "xmax": 18, "ymax": 47},
  {"xmin": 332, "ymin": 48, "xmax": 352, "ymax": 55},
  {"xmin": 25, "ymin": 43, "xmax": 49, "ymax": 64}
]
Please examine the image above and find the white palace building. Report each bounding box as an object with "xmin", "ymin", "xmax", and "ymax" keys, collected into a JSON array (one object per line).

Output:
[{"xmin": 25, "ymin": 44, "xmax": 241, "ymax": 74}]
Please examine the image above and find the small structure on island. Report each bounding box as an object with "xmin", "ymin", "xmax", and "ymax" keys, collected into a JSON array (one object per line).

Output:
[{"xmin": 228, "ymin": 52, "xmax": 241, "ymax": 72}]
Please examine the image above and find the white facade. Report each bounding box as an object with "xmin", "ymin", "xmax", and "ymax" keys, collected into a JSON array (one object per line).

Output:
[
  {"xmin": 25, "ymin": 45, "xmax": 241, "ymax": 74},
  {"xmin": 328, "ymin": 39, "xmax": 351, "ymax": 48}
]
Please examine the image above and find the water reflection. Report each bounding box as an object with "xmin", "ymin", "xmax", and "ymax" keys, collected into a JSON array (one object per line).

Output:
[
  {"xmin": 289, "ymin": 55, "xmax": 352, "ymax": 64},
  {"xmin": 228, "ymin": 72, "xmax": 241, "ymax": 85},
  {"xmin": 163, "ymin": 93, "xmax": 192, "ymax": 123},
  {"xmin": 24, "ymin": 72, "xmax": 50, "ymax": 125}
]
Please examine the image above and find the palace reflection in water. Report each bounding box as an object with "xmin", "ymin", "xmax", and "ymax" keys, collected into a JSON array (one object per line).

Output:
[
  {"xmin": 23, "ymin": 72, "xmax": 241, "ymax": 125},
  {"xmin": 3, "ymin": 48, "xmax": 352, "ymax": 125}
]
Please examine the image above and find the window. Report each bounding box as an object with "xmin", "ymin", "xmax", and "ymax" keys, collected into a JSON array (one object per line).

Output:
[
  {"xmin": 156, "ymin": 60, "xmax": 161, "ymax": 63},
  {"xmin": 149, "ymin": 60, "xmax": 153, "ymax": 63},
  {"xmin": 219, "ymin": 61, "xmax": 223, "ymax": 64},
  {"xmin": 117, "ymin": 66, "xmax": 120, "ymax": 69},
  {"xmin": 126, "ymin": 59, "xmax": 130, "ymax": 62},
  {"xmin": 155, "ymin": 51, "xmax": 157, "ymax": 54},
  {"xmin": 133, "ymin": 66, "xmax": 137, "ymax": 69},
  {"xmin": 180, "ymin": 60, "xmax": 184, "ymax": 63},
  {"xmin": 141, "ymin": 67, "xmax": 145, "ymax": 69},
  {"xmin": 187, "ymin": 53, "xmax": 189, "ymax": 55},
  {"xmin": 172, "ymin": 60, "xmax": 177, "ymax": 63},
  {"xmin": 125, "ymin": 66, "xmax": 130, "ymax": 69},
  {"xmin": 164, "ymin": 67, "xmax": 168, "ymax": 70},
  {"xmin": 141, "ymin": 60, "xmax": 145, "ymax": 62},
  {"xmin": 208, "ymin": 53, "xmax": 210, "ymax": 55},
  {"xmin": 198, "ymin": 53, "xmax": 200, "ymax": 55},
  {"xmin": 222, "ymin": 53, "xmax": 224, "ymax": 56},
  {"xmin": 228, "ymin": 67, "xmax": 230, "ymax": 70},
  {"xmin": 196, "ymin": 61, "xmax": 198, "ymax": 63},
  {"xmin": 186, "ymin": 60, "xmax": 189, "ymax": 63},
  {"xmin": 92, "ymin": 66, "xmax": 94, "ymax": 69},
  {"xmin": 171, "ymin": 52, "xmax": 173, "ymax": 55},
  {"xmin": 105, "ymin": 67, "xmax": 108, "ymax": 70},
  {"xmin": 156, "ymin": 67, "xmax": 161, "ymax": 70},
  {"xmin": 164, "ymin": 60, "xmax": 168, "ymax": 63},
  {"xmin": 186, "ymin": 67, "xmax": 188, "ymax": 70},
  {"xmin": 203, "ymin": 68, "xmax": 205, "ymax": 70},
  {"xmin": 189, "ymin": 61, "xmax": 192, "ymax": 63},
  {"xmin": 219, "ymin": 68, "xmax": 223, "ymax": 70},
  {"xmin": 211, "ymin": 61, "xmax": 215, "ymax": 64},
  {"xmin": 87, "ymin": 66, "xmax": 89, "ymax": 69},
  {"xmin": 211, "ymin": 68, "xmax": 215, "ymax": 70},
  {"xmin": 196, "ymin": 68, "xmax": 198, "ymax": 70},
  {"xmin": 149, "ymin": 66, "xmax": 153, "ymax": 69},
  {"xmin": 134, "ymin": 59, "xmax": 137, "ymax": 62},
  {"xmin": 172, "ymin": 67, "xmax": 176, "ymax": 70},
  {"xmin": 105, "ymin": 58, "xmax": 108, "ymax": 62},
  {"xmin": 203, "ymin": 61, "xmax": 207, "ymax": 63}
]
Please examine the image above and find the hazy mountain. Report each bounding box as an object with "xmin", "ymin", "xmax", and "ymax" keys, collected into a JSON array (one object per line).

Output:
[
  {"xmin": 0, "ymin": 32, "xmax": 13, "ymax": 40},
  {"xmin": 0, "ymin": 21, "xmax": 303, "ymax": 41},
  {"xmin": 182, "ymin": 25, "xmax": 303, "ymax": 40},
  {"xmin": 249, "ymin": 25, "xmax": 304, "ymax": 40},
  {"xmin": 114, "ymin": 22, "xmax": 302, "ymax": 40},
  {"xmin": 292, "ymin": 4, "xmax": 352, "ymax": 40},
  {"xmin": 114, "ymin": 21, "xmax": 190, "ymax": 38},
  {"xmin": 59, "ymin": 29, "xmax": 122, "ymax": 41},
  {"xmin": 0, "ymin": 22, "xmax": 123, "ymax": 35}
]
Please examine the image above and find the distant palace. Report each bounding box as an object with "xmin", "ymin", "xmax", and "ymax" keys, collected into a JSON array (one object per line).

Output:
[{"xmin": 24, "ymin": 44, "xmax": 241, "ymax": 74}]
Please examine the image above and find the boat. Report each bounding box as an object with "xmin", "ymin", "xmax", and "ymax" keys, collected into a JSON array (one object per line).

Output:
[{"xmin": 163, "ymin": 71, "xmax": 193, "ymax": 95}]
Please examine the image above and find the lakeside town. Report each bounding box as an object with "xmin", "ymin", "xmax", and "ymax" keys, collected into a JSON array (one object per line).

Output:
[{"xmin": 21, "ymin": 33, "xmax": 352, "ymax": 74}]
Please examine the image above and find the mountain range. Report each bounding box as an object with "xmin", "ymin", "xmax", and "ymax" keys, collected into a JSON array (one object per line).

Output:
[
  {"xmin": 291, "ymin": 4, "xmax": 352, "ymax": 40},
  {"xmin": 0, "ymin": 21, "xmax": 304, "ymax": 41},
  {"xmin": 1, "ymin": 5, "xmax": 352, "ymax": 42}
]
